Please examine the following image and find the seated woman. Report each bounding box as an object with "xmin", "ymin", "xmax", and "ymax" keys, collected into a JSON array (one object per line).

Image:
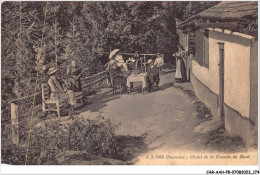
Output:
[
  {"xmin": 146, "ymin": 59, "xmax": 159, "ymax": 92},
  {"xmin": 67, "ymin": 60, "xmax": 82, "ymax": 92},
  {"xmin": 108, "ymin": 59, "xmax": 127, "ymax": 93}
]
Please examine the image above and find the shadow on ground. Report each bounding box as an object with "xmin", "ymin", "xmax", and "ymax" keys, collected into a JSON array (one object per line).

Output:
[
  {"xmin": 161, "ymin": 69, "xmax": 176, "ymax": 75},
  {"xmin": 80, "ymin": 88, "xmax": 121, "ymax": 113},
  {"xmin": 107, "ymin": 135, "xmax": 148, "ymax": 163},
  {"xmin": 159, "ymin": 82, "xmax": 173, "ymax": 91}
]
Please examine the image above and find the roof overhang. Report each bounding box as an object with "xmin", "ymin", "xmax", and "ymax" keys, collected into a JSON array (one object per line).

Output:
[
  {"xmin": 177, "ymin": 17, "xmax": 257, "ymax": 38},
  {"xmin": 176, "ymin": 2, "xmax": 258, "ymax": 38}
]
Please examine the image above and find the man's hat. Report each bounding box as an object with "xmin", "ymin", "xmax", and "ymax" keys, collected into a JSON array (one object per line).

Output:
[{"xmin": 48, "ymin": 67, "xmax": 59, "ymax": 75}]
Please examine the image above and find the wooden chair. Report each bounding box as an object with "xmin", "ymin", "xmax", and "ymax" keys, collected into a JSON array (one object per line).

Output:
[
  {"xmin": 74, "ymin": 91, "xmax": 84, "ymax": 108},
  {"xmin": 109, "ymin": 76, "xmax": 122, "ymax": 94},
  {"xmin": 108, "ymin": 68, "xmax": 126, "ymax": 94},
  {"xmin": 112, "ymin": 80, "xmax": 124, "ymax": 94},
  {"xmin": 41, "ymin": 83, "xmax": 67, "ymax": 118}
]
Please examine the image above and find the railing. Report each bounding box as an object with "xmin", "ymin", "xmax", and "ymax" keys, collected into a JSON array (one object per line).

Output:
[
  {"xmin": 7, "ymin": 71, "xmax": 108, "ymax": 145},
  {"xmin": 81, "ymin": 71, "xmax": 108, "ymax": 90}
]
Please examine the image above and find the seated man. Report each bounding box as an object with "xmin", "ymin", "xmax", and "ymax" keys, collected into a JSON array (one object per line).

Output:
[
  {"xmin": 146, "ymin": 59, "xmax": 159, "ymax": 92},
  {"xmin": 47, "ymin": 67, "xmax": 80, "ymax": 109}
]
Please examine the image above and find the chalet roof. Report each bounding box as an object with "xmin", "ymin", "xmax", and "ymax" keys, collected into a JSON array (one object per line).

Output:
[{"xmin": 177, "ymin": 1, "xmax": 258, "ymax": 36}]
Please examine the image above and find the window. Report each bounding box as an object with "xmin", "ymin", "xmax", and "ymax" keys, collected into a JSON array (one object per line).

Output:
[
  {"xmin": 194, "ymin": 29, "xmax": 209, "ymax": 68},
  {"xmin": 203, "ymin": 29, "xmax": 209, "ymax": 68},
  {"xmin": 188, "ymin": 32, "xmax": 195, "ymax": 54}
]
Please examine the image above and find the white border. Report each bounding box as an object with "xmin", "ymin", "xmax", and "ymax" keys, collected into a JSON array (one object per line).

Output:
[
  {"xmin": 1, "ymin": 0, "xmax": 259, "ymax": 174},
  {"xmin": 1, "ymin": 165, "xmax": 259, "ymax": 175}
]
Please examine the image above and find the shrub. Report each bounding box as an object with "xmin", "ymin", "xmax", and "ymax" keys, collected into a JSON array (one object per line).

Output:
[{"xmin": 1, "ymin": 116, "xmax": 117, "ymax": 165}]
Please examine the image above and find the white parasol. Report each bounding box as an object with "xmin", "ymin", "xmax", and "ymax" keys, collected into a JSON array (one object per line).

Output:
[{"xmin": 109, "ymin": 49, "xmax": 120, "ymax": 59}]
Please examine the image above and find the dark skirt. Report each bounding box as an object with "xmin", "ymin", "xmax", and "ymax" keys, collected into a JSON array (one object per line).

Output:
[
  {"xmin": 114, "ymin": 76, "xmax": 127, "ymax": 85},
  {"xmin": 68, "ymin": 77, "xmax": 82, "ymax": 92},
  {"xmin": 181, "ymin": 59, "xmax": 187, "ymax": 82},
  {"xmin": 148, "ymin": 74, "xmax": 159, "ymax": 84}
]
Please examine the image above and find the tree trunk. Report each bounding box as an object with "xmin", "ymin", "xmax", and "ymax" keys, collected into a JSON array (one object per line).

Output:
[{"xmin": 54, "ymin": 20, "xmax": 58, "ymax": 67}]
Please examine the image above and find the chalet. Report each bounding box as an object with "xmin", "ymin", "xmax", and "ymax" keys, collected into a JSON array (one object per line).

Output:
[{"xmin": 177, "ymin": 1, "xmax": 258, "ymax": 145}]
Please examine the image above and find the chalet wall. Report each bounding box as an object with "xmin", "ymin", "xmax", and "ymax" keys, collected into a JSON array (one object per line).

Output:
[
  {"xmin": 224, "ymin": 103, "xmax": 256, "ymax": 146},
  {"xmin": 211, "ymin": 30, "xmax": 251, "ymax": 118},
  {"xmin": 192, "ymin": 29, "xmax": 252, "ymax": 118},
  {"xmin": 250, "ymin": 40, "xmax": 258, "ymax": 124},
  {"xmin": 191, "ymin": 29, "xmax": 256, "ymax": 145},
  {"xmin": 190, "ymin": 71, "xmax": 219, "ymax": 118}
]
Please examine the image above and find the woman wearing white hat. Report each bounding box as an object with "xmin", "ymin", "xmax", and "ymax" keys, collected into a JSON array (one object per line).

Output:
[
  {"xmin": 107, "ymin": 58, "xmax": 127, "ymax": 94},
  {"xmin": 109, "ymin": 49, "xmax": 129, "ymax": 72}
]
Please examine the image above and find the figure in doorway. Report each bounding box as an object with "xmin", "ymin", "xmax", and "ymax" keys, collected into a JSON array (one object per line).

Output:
[{"xmin": 174, "ymin": 45, "xmax": 187, "ymax": 83}]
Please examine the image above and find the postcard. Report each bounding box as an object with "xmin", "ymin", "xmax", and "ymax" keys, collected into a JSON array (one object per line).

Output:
[{"xmin": 1, "ymin": 1, "xmax": 258, "ymax": 167}]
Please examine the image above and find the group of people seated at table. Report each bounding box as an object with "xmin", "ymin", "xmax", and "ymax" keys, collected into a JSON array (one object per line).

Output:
[
  {"xmin": 42, "ymin": 50, "xmax": 164, "ymax": 113},
  {"xmin": 42, "ymin": 60, "xmax": 84, "ymax": 112},
  {"xmin": 106, "ymin": 50, "xmax": 164, "ymax": 93}
]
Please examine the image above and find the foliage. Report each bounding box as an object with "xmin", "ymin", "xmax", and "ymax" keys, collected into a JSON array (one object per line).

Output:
[
  {"xmin": 2, "ymin": 1, "xmax": 218, "ymax": 103},
  {"xmin": 41, "ymin": 2, "xmax": 64, "ymax": 67},
  {"xmin": 1, "ymin": 116, "xmax": 117, "ymax": 165},
  {"xmin": 2, "ymin": 2, "xmax": 41, "ymax": 99}
]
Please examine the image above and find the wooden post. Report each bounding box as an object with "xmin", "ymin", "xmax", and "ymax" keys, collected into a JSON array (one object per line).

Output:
[
  {"xmin": 186, "ymin": 31, "xmax": 190, "ymax": 81},
  {"xmin": 11, "ymin": 103, "xmax": 19, "ymax": 145},
  {"xmin": 144, "ymin": 55, "xmax": 146, "ymax": 72},
  {"xmin": 187, "ymin": 53, "xmax": 193, "ymax": 81},
  {"xmin": 218, "ymin": 42, "xmax": 225, "ymax": 121}
]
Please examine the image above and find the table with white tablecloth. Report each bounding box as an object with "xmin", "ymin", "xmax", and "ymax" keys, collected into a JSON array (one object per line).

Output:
[{"xmin": 126, "ymin": 73, "xmax": 147, "ymax": 94}]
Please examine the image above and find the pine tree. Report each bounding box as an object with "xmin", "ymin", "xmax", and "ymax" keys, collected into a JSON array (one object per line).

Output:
[
  {"xmin": 2, "ymin": 2, "xmax": 41, "ymax": 98},
  {"xmin": 44, "ymin": 2, "xmax": 63, "ymax": 67},
  {"xmin": 61, "ymin": 2, "xmax": 86, "ymax": 65}
]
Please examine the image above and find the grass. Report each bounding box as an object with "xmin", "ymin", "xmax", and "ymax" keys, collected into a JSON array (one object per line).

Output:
[{"xmin": 206, "ymin": 126, "xmax": 246, "ymax": 153}]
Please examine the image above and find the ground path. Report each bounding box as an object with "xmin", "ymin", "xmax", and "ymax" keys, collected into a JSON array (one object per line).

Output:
[{"xmin": 76, "ymin": 71, "xmax": 256, "ymax": 165}]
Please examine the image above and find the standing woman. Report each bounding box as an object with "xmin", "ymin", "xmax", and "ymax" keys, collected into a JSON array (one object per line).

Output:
[
  {"xmin": 67, "ymin": 60, "xmax": 82, "ymax": 92},
  {"xmin": 174, "ymin": 45, "xmax": 187, "ymax": 83},
  {"xmin": 133, "ymin": 51, "xmax": 140, "ymax": 71}
]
